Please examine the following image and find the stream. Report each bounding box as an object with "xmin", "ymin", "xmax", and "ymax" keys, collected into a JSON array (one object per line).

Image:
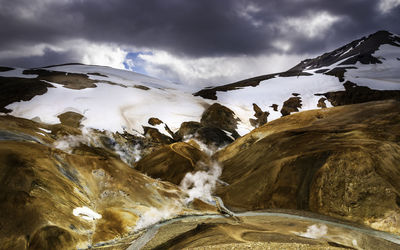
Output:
[{"xmin": 127, "ymin": 208, "xmax": 400, "ymax": 249}]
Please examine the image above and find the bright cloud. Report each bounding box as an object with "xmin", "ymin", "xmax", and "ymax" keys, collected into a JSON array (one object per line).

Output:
[
  {"xmin": 79, "ymin": 43, "xmax": 127, "ymax": 69},
  {"xmin": 138, "ymin": 50, "xmax": 312, "ymax": 86},
  {"xmin": 0, "ymin": 40, "xmax": 128, "ymax": 69},
  {"xmin": 277, "ymin": 11, "xmax": 342, "ymax": 39},
  {"xmin": 378, "ymin": 0, "xmax": 400, "ymax": 13}
]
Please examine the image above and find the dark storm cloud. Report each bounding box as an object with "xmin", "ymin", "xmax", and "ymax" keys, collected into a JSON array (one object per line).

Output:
[
  {"xmin": 0, "ymin": 48, "xmax": 80, "ymax": 68},
  {"xmin": 0, "ymin": 0, "xmax": 399, "ymax": 67}
]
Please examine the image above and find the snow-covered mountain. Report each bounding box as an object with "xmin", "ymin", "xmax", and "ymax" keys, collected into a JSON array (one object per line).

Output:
[
  {"xmin": 1, "ymin": 30, "xmax": 400, "ymax": 249},
  {"xmin": 1, "ymin": 30, "xmax": 399, "ymax": 139},
  {"xmin": 195, "ymin": 30, "xmax": 400, "ymax": 132},
  {"xmin": 0, "ymin": 63, "xmax": 212, "ymax": 137}
]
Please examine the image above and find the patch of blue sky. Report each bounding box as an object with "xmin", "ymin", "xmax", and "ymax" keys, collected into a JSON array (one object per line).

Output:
[{"xmin": 123, "ymin": 51, "xmax": 152, "ymax": 75}]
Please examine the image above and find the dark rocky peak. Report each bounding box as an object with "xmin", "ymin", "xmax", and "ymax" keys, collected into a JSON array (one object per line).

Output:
[{"xmin": 289, "ymin": 30, "xmax": 400, "ymax": 71}]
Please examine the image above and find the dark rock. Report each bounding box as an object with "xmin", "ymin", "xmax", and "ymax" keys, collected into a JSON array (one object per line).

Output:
[
  {"xmin": 270, "ymin": 104, "xmax": 279, "ymax": 111},
  {"xmin": 324, "ymin": 67, "xmax": 357, "ymax": 82},
  {"xmin": 315, "ymin": 69, "xmax": 329, "ymax": 73},
  {"xmin": 148, "ymin": 117, "xmax": 163, "ymax": 126},
  {"xmin": 317, "ymin": 98, "xmax": 327, "ymax": 108},
  {"xmin": 249, "ymin": 103, "xmax": 269, "ymax": 128},
  {"xmin": 193, "ymin": 74, "xmax": 276, "ymax": 100},
  {"xmin": 23, "ymin": 69, "xmax": 98, "ymax": 90},
  {"xmin": 57, "ymin": 112, "xmax": 84, "ymax": 128},
  {"xmin": 317, "ymin": 81, "xmax": 400, "ymax": 106},
  {"xmin": 87, "ymin": 72, "xmax": 108, "ymax": 77},
  {"xmin": 289, "ymin": 30, "xmax": 400, "ymax": 71},
  {"xmin": 0, "ymin": 77, "xmax": 54, "ymax": 113},
  {"xmin": 201, "ymin": 103, "xmax": 239, "ymax": 136},
  {"xmin": 196, "ymin": 126, "xmax": 234, "ymax": 147},
  {"xmin": 280, "ymin": 97, "xmax": 302, "ymax": 116},
  {"xmin": 134, "ymin": 85, "xmax": 150, "ymax": 90},
  {"xmin": 142, "ymin": 126, "xmax": 173, "ymax": 144},
  {"xmin": 279, "ymin": 71, "xmax": 313, "ymax": 77},
  {"xmin": 292, "ymin": 93, "xmax": 300, "ymax": 97},
  {"xmin": 176, "ymin": 121, "xmax": 202, "ymax": 139},
  {"xmin": 0, "ymin": 66, "xmax": 14, "ymax": 72},
  {"xmin": 339, "ymin": 54, "xmax": 382, "ymax": 65}
]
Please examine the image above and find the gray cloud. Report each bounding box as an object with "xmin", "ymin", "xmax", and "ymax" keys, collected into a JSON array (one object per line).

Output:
[{"xmin": 0, "ymin": 0, "xmax": 399, "ymax": 69}]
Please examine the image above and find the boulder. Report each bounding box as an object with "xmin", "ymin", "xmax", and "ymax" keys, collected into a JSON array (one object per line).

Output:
[
  {"xmin": 270, "ymin": 104, "xmax": 279, "ymax": 111},
  {"xmin": 280, "ymin": 96, "xmax": 302, "ymax": 116},
  {"xmin": 200, "ymin": 103, "xmax": 240, "ymax": 137},
  {"xmin": 249, "ymin": 103, "xmax": 269, "ymax": 127},
  {"xmin": 143, "ymin": 126, "xmax": 174, "ymax": 144},
  {"xmin": 317, "ymin": 97, "xmax": 327, "ymax": 108},
  {"xmin": 148, "ymin": 117, "xmax": 163, "ymax": 126},
  {"xmin": 176, "ymin": 121, "xmax": 202, "ymax": 140}
]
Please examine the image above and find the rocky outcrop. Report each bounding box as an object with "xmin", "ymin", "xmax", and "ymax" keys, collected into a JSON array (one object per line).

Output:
[
  {"xmin": 195, "ymin": 126, "xmax": 234, "ymax": 147},
  {"xmin": 176, "ymin": 121, "xmax": 202, "ymax": 140},
  {"xmin": 194, "ymin": 74, "xmax": 276, "ymax": 100},
  {"xmin": 148, "ymin": 117, "xmax": 163, "ymax": 126},
  {"xmin": 57, "ymin": 111, "xmax": 84, "ymax": 128},
  {"xmin": 289, "ymin": 30, "xmax": 400, "ymax": 71},
  {"xmin": 317, "ymin": 98, "xmax": 327, "ymax": 108},
  {"xmin": 0, "ymin": 77, "xmax": 54, "ymax": 113},
  {"xmin": 0, "ymin": 66, "xmax": 13, "ymax": 72},
  {"xmin": 143, "ymin": 126, "xmax": 174, "ymax": 144},
  {"xmin": 23, "ymin": 69, "xmax": 98, "ymax": 90},
  {"xmin": 317, "ymin": 81, "xmax": 400, "ymax": 106},
  {"xmin": 201, "ymin": 103, "xmax": 238, "ymax": 134},
  {"xmin": 201, "ymin": 103, "xmax": 240, "ymax": 138},
  {"xmin": 270, "ymin": 104, "xmax": 279, "ymax": 111},
  {"xmin": 280, "ymin": 96, "xmax": 302, "ymax": 116},
  {"xmin": 324, "ymin": 67, "xmax": 357, "ymax": 82},
  {"xmin": 249, "ymin": 103, "xmax": 269, "ymax": 127},
  {"xmin": 215, "ymin": 100, "xmax": 400, "ymax": 234}
]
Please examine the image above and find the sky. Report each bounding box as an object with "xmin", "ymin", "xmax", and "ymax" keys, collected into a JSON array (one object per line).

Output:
[{"xmin": 0, "ymin": 0, "xmax": 399, "ymax": 87}]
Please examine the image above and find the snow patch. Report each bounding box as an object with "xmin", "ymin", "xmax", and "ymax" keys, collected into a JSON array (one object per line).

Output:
[
  {"xmin": 344, "ymin": 44, "xmax": 400, "ymax": 90},
  {"xmin": 73, "ymin": 206, "xmax": 102, "ymax": 221},
  {"xmin": 216, "ymin": 74, "xmax": 344, "ymax": 131},
  {"xmin": 6, "ymin": 78, "xmax": 210, "ymax": 136}
]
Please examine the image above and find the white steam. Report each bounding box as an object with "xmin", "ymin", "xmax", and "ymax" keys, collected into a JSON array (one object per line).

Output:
[
  {"xmin": 297, "ymin": 224, "xmax": 328, "ymax": 239},
  {"xmin": 134, "ymin": 204, "xmax": 182, "ymax": 231},
  {"xmin": 53, "ymin": 133, "xmax": 91, "ymax": 153},
  {"xmin": 180, "ymin": 161, "xmax": 222, "ymax": 204},
  {"xmin": 183, "ymin": 136, "xmax": 227, "ymax": 156},
  {"xmin": 53, "ymin": 128, "xmax": 142, "ymax": 165}
]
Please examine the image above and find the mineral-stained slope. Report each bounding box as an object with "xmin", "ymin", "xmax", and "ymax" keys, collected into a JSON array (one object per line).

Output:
[
  {"xmin": 0, "ymin": 115, "xmax": 216, "ymax": 249},
  {"xmin": 215, "ymin": 100, "xmax": 400, "ymax": 234}
]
